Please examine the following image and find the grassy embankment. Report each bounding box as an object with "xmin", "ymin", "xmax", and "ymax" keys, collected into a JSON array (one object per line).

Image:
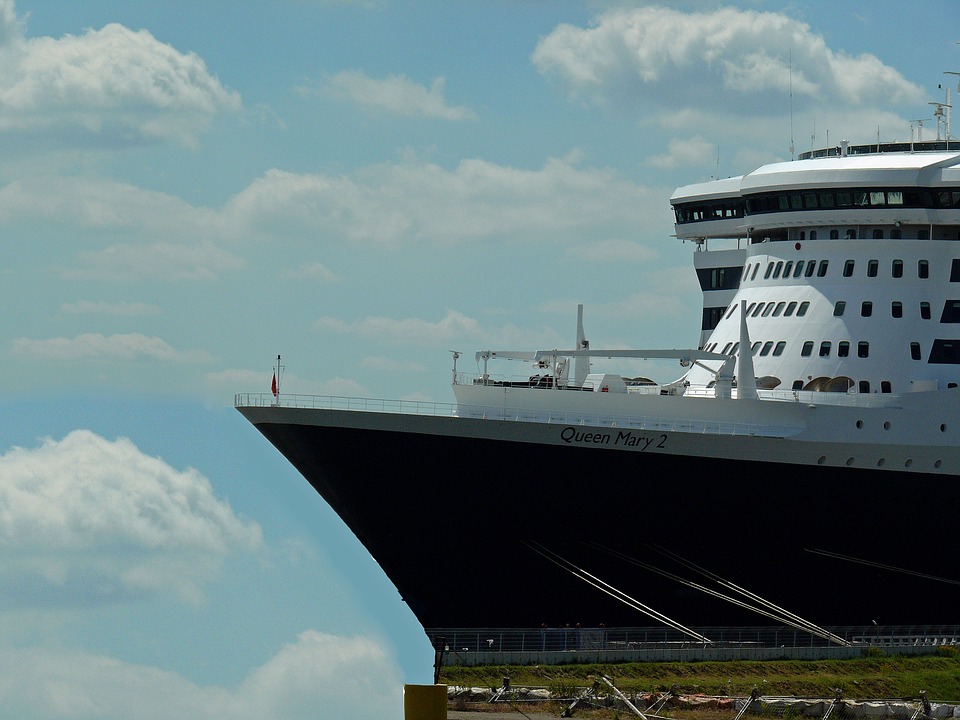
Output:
[{"xmin": 440, "ymin": 649, "xmax": 960, "ymax": 701}]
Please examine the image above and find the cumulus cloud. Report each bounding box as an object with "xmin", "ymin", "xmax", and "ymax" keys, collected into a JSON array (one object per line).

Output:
[
  {"xmin": 227, "ymin": 156, "xmax": 651, "ymax": 244},
  {"xmin": 11, "ymin": 333, "xmax": 214, "ymax": 363},
  {"xmin": 0, "ymin": 430, "xmax": 262, "ymax": 605},
  {"xmin": 532, "ymin": 6, "xmax": 923, "ymax": 113},
  {"xmin": 0, "ymin": 2, "xmax": 241, "ymax": 146},
  {"xmin": 316, "ymin": 70, "xmax": 476, "ymax": 120},
  {"xmin": 646, "ymin": 136, "xmax": 717, "ymax": 170},
  {"xmin": 60, "ymin": 300, "xmax": 161, "ymax": 316},
  {"xmin": 316, "ymin": 309, "xmax": 480, "ymax": 343},
  {"xmin": 0, "ymin": 631, "xmax": 400, "ymax": 719},
  {"xmin": 62, "ymin": 241, "xmax": 245, "ymax": 281}
]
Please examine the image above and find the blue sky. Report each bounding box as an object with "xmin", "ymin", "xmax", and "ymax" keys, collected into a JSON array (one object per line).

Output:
[{"xmin": 0, "ymin": 1, "xmax": 956, "ymax": 717}]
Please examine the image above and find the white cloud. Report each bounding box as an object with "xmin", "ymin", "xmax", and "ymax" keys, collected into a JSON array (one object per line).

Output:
[
  {"xmin": 566, "ymin": 238, "xmax": 658, "ymax": 263},
  {"xmin": 0, "ymin": 4, "xmax": 241, "ymax": 146},
  {"xmin": 0, "ymin": 631, "xmax": 401, "ymax": 720},
  {"xmin": 646, "ymin": 136, "xmax": 717, "ymax": 170},
  {"xmin": 280, "ymin": 261, "xmax": 339, "ymax": 282},
  {"xmin": 11, "ymin": 333, "xmax": 214, "ymax": 363},
  {"xmin": 0, "ymin": 430, "xmax": 262, "ymax": 605},
  {"xmin": 60, "ymin": 300, "xmax": 161, "ymax": 316},
  {"xmin": 62, "ymin": 241, "xmax": 245, "ymax": 281},
  {"xmin": 316, "ymin": 309, "xmax": 480, "ymax": 343},
  {"xmin": 227, "ymin": 156, "xmax": 652, "ymax": 245},
  {"xmin": 532, "ymin": 6, "xmax": 923, "ymax": 113},
  {"xmin": 317, "ymin": 70, "xmax": 476, "ymax": 120}
]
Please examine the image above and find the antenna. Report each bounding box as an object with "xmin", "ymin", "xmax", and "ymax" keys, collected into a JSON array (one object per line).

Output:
[{"xmin": 788, "ymin": 49, "xmax": 795, "ymax": 160}]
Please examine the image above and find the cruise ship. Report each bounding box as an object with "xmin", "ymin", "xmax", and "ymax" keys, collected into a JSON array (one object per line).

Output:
[{"xmin": 237, "ymin": 124, "xmax": 960, "ymax": 635}]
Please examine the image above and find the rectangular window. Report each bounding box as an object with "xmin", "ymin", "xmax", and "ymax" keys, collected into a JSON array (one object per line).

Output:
[
  {"xmin": 892, "ymin": 301, "xmax": 902, "ymax": 318},
  {"xmin": 858, "ymin": 380, "xmax": 870, "ymax": 393},
  {"xmin": 843, "ymin": 260, "xmax": 855, "ymax": 277},
  {"xmin": 881, "ymin": 381, "xmax": 892, "ymax": 393},
  {"xmin": 797, "ymin": 301, "xmax": 810, "ymax": 317},
  {"xmin": 951, "ymin": 259, "xmax": 960, "ymax": 282},
  {"xmin": 858, "ymin": 341, "xmax": 870, "ymax": 358},
  {"xmin": 819, "ymin": 341, "xmax": 832, "ymax": 357},
  {"xmin": 929, "ymin": 339, "xmax": 960, "ymax": 364},
  {"xmin": 817, "ymin": 260, "xmax": 829, "ymax": 277},
  {"xmin": 772, "ymin": 302, "xmax": 786, "ymax": 317},
  {"xmin": 784, "ymin": 302, "xmax": 797, "ymax": 316},
  {"xmin": 940, "ymin": 300, "xmax": 960, "ymax": 323},
  {"xmin": 870, "ymin": 191, "xmax": 886, "ymax": 205},
  {"xmin": 887, "ymin": 191, "xmax": 903, "ymax": 205},
  {"xmin": 892, "ymin": 259, "xmax": 903, "ymax": 278},
  {"xmin": 919, "ymin": 260, "xmax": 929, "ymax": 279},
  {"xmin": 819, "ymin": 193, "xmax": 835, "ymax": 208},
  {"xmin": 805, "ymin": 262, "xmax": 816, "ymax": 278},
  {"xmin": 803, "ymin": 192, "xmax": 818, "ymax": 208},
  {"xmin": 834, "ymin": 301, "xmax": 846, "ymax": 317},
  {"xmin": 783, "ymin": 261, "xmax": 793, "ymax": 277},
  {"xmin": 921, "ymin": 302, "xmax": 931, "ymax": 320},
  {"xmin": 801, "ymin": 341, "xmax": 814, "ymax": 357},
  {"xmin": 854, "ymin": 191, "xmax": 870, "ymax": 206},
  {"xmin": 838, "ymin": 341, "xmax": 850, "ymax": 357},
  {"xmin": 861, "ymin": 301, "xmax": 873, "ymax": 317},
  {"xmin": 773, "ymin": 341, "xmax": 786, "ymax": 356},
  {"xmin": 764, "ymin": 262, "xmax": 774, "ymax": 279},
  {"xmin": 867, "ymin": 260, "xmax": 878, "ymax": 277},
  {"xmin": 836, "ymin": 191, "xmax": 852, "ymax": 206},
  {"xmin": 773, "ymin": 261, "xmax": 783, "ymax": 278},
  {"xmin": 910, "ymin": 342, "xmax": 921, "ymax": 360},
  {"xmin": 793, "ymin": 261, "xmax": 805, "ymax": 278}
]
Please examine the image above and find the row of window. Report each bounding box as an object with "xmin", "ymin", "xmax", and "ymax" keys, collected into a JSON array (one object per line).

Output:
[
  {"xmin": 744, "ymin": 259, "xmax": 829, "ymax": 282},
  {"xmin": 721, "ymin": 300, "xmax": 812, "ymax": 322},
  {"xmin": 703, "ymin": 337, "xmax": 960, "ymax": 365},
  {"xmin": 674, "ymin": 187, "xmax": 960, "ymax": 224}
]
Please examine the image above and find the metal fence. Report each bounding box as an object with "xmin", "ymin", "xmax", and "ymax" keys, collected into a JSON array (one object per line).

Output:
[{"xmin": 429, "ymin": 625, "xmax": 960, "ymax": 663}]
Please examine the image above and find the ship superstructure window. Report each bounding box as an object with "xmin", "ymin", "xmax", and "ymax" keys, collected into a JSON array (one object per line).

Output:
[
  {"xmin": 743, "ymin": 187, "xmax": 958, "ymax": 216},
  {"xmin": 698, "ymin": 266, "xmax": 743, "ymax": 290},
  {"xmin": 929, "ymin": 339, "xmax": 960, "ymax": 364},
  {"xmin": 783, "ymin": 261, "xmax": 793, "ymax": 276},
  {"xmin": 761, "ymin": 303, "xmax": 775, "ymax": 317},
  {"xmin": 794, "ymin": 262, "xmax": 806, "ymax": 278},
  {"xmin": 940, "ymin": 300, "xmax": 960, "ymax": 323},
  {"xmin": 801, "ymin": 341, "xmax": 814, "ymax": 357},
  {"xmin": 805, "ymin": 262, "xmax": 816, "ymax": 278},
  {"xmin": 838, "ymin": 341, "xmax": 850, "ymax": 357},
  {"xmin": 858, "ymin": 341, "xmax": 870, "ymax": 358},
  {"xmin": 892, "ymin": 301, "xmax": 903, "ymax": 318},
  {"xmin": 919, "ymin": 260, "xmax": 929, "ymax": 279},
  {"xmin": 830, "ymin": 230, "xmax": 840, "ymax": 239},
  {"xmin": 722, "ymin": 342, "xmax": 733, "ymax": 354},
  {"xmin": 892, "ymin": 259, "xmax": 903, "ymax": 278},
  {"xmin": 867, "ymin": 260, "xmax": 879, "ymax": 277},
  {"xmin": 861, "ymin": 301, "xmax": 873, "ymax": 317},
  {"xmin": 746, "ymin": 302, "xmax": 757, "ymax": 315},
  {"xmin": 834, "ymin": 301, "xmax": 846, "ymax": 316},
  {"xmin": 810, "ymin": 231, "xmax": 817, "ymax": 240},
  {"xmin": 773, "ymin": 341, "xmax": 786, "ymax": 356},
  {"xmin": 951, "ymin": 259, "xmax": 960, "ymax": 282},
  {"xmin": 674, "ymin": 198, "xmax": 745, "ymax": 224},
  {"xmin": 764, "ymin": 262, "xmax": 774, "ymax": 279},
  {"xmin": 773, "ymin": 261, "xmax": 784, "ymax": 278},
  {"xmin": 921, "ymin": 302, "xmax": 932, "ymax": 320},
  {"xmin": 784, "ymin": 301, "xmax": 797, "ymax": 316},
  {"xmin": 881, "ymin": 381, "xmax": 892, "ymax": 393},
  {"xmin": 843, "ymin": 260, "xmax": 855, "ymax": 277},
  {"xmin": 751, "ymin": 264, "xmax": 760, "ymax": 280},
  {"xmin": 910, "ymin": 342, "xmax": 921, "ymax": 360},
  {"xmin": 725, "ymin": 304, "xmax": 738, "ymax": 320},
  {"xmin": 702, "ymin": 307, "xmax": 724, "ymax": 330},
  {"xmin": 891, "ymin": 229, "xmax": 902, "ymax": 239},
  {"xmin": 760, "ymin": 341, "xmax": 774, "ymax": 356},
  {"xmin": 792, "ymin": 380, "xmax": 804, "ymax": 390},
  {"xmin": 797, "ymin": 301, "xmax": 810, "ymax": 316},
  {"xmin": 751, "ymin": 303, "xmax": 765, "ymax": 317},
  {"xmin": 751, "ymin": 341, "xmax": 761, "ymax": 355},
  {"xmin": 872, "ymin": 229, "xmax": 883, "ymax": 240},
  {"xmin": 846, "ymin": 229, "xmax": 856, "ymax": 239},
  {"xmin": 773, "ymin": 302, "xmax": 786, "ymax": 317},
  {"xmin": 817, "ymin": 260, "xmax": 829, "ymax": 277},
  {"xmin": 858, "ymin": 380, "xmax": 870, "ymax": 393},
  {"xmin": 819, "ymin": 341, "xmax": 832, "ymax": 357}
]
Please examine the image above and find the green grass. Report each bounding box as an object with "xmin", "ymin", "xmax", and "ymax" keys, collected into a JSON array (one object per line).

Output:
[{"xmin": 440, "ymin": 651, "xmax": 960, "ymax": 702}]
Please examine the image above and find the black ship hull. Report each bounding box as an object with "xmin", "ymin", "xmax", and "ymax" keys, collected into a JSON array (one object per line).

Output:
[{"xmin": 240, "ymin": 405, "xmax": 960, "ymax": 631}]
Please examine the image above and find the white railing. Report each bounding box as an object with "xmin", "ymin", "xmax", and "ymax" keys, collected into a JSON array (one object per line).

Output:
[{"xmin": 235, "ymin": 393, "xmax": 799, "ymax": 437}]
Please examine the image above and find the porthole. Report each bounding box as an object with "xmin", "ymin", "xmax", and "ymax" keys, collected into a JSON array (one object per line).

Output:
[
  {"xmin": 855, "ymin": 420, "xmax": 863, "ymax": 429},
  {"xmin": 905, "ymin": 458, "xmax": 913, "ymax": 468},
  {"xmin": 817, "ymin": 456, "xmax": 826, "ymax": 465},
  {"xmin": 877, "ymin": 458, "xmax": 886, "ymax": 467},
  {"xmin": 845, "ymin": 457, "xmax": 855, "ymax": 466},
  {"xmin": 935, "ymin": 459, "xmax": 943, "ymax": 469},
  {"xmin": 940, "ymin": 423, "xmax": 947, "ymax": 432},
  {"xmin": 883, "ymin": 421, "xmax": 891, "ymax": 430}
]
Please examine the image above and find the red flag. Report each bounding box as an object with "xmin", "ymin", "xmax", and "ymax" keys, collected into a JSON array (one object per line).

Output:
[{"xmin": 271, "ymin": 372, "xmax": 278, "ymax": 397}]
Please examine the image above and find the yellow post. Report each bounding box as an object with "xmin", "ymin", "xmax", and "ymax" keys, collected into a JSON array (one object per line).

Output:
[{"xmin": 403, "ymin": 684, "xmax": 447, "ymax": 720}]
